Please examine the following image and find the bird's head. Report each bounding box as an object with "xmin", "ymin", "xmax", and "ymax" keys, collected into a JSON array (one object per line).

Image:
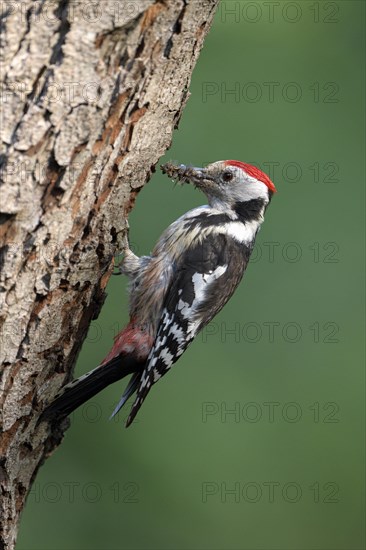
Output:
[{"xmin": 161, "ymin": 160, "xmax": 276, "ymax": 212}]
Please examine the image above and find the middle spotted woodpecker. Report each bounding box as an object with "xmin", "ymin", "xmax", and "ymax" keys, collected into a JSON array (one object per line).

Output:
[{"xmin": 43, "ymin": 160, "xmax": 276, "ymax": 427}]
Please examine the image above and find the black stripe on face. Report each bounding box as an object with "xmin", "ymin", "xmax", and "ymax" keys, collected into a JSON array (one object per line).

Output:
[{"xmin": 233, "ymin": 199, "xmax": 266, "ymax": 223}]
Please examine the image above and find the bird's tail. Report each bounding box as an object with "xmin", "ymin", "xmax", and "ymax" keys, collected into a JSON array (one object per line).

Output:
[{"xmin": 41, "ymin": 355, "xmax": 143, "ymax": 421}]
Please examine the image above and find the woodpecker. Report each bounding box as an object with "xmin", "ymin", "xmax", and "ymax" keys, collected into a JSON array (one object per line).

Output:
[{"xmin": 43, "ymin": 160, "xmax": 276, "ymax": 427}]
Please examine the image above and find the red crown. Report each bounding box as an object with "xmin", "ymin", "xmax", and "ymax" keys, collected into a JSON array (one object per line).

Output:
[{"xmin": 225, "ymin": 160, "xmax": 277, "ymax": 193}]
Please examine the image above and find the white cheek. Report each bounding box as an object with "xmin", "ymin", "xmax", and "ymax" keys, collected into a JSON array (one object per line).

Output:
[
  {"xmin": 244, "ymin": 181, "xmax": 268, "ymax": 200},
  {"xmin": 235, "ymin": 171, "xmax": 269, "ymax": 201}
]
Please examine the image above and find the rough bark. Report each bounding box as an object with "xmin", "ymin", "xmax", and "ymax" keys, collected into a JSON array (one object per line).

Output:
[{"xmin": 0, "ymin": 1, "xmax": 219, "ymax": 547}]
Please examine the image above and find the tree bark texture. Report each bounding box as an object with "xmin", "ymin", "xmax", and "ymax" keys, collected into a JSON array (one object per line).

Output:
[{"xmin": 0, "ymin": 1, "xmax": 219, "ymax": 547}]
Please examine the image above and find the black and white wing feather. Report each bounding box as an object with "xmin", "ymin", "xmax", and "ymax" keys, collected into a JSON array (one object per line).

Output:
[{"xmin": 126, "ymin": 232, "xmax": 249, "ymax": 426}]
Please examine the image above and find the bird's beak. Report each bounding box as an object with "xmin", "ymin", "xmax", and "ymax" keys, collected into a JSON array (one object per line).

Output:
[{"xmin": 161, "ymin": 163, "xmax": 208, "ymax": 187}]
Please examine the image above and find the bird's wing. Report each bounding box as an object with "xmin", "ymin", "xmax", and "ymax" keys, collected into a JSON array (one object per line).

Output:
[{"xmin": 126, "ymin": 232, "xmax": 248, "ymax": 426}]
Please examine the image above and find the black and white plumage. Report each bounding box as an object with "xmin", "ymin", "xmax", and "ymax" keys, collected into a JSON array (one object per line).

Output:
[{"xmin": 42, "ymin": 160, "xmax": 276, "ymax": 427}]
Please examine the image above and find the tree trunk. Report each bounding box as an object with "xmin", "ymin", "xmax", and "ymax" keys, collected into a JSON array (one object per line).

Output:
[{"xmin": 0, "ymin": 1, "xmax": 219, "ymax": 547}]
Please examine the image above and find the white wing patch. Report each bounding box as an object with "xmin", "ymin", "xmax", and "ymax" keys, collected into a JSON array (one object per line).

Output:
[
  {"xmin": 192, "ymin": 265, "xmax": 227, "ymax": 301},
  {"xmin": 178, "ymin": 265, "xmax": 228, "ymax": 322}
]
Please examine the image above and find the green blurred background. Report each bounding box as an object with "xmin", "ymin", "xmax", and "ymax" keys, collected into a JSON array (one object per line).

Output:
[{"xmin": 18, "ymin": 1, "xmax": 365, "ymax": 549}]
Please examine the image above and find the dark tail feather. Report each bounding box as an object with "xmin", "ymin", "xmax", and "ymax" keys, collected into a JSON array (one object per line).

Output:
[
  {"xmin": 41, "ymin": 355, "xmax": 142, "ymax": 421},
  {"xmin": 110, "ymin": 372, "xmax": 141, "ymax": 420}
]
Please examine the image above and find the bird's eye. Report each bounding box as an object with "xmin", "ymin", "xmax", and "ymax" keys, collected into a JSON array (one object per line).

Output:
[{"xmin": 222, "ymin": 171, "xmax": 233, "ymax": 183}]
